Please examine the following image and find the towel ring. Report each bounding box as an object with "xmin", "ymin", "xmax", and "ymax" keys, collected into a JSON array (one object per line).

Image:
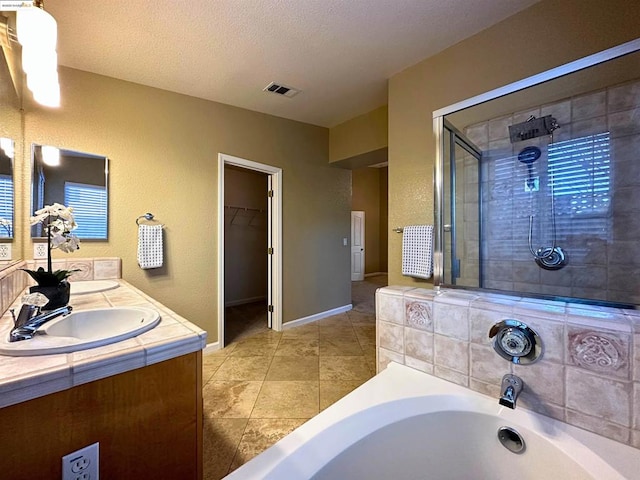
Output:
[{"xmin": 136, "ymin": 213, "xmax": 163, "ymax": 227}]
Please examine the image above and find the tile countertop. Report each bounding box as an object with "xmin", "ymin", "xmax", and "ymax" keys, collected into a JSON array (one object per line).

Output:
[{"xmin": 0, "ymin": 280, "xmax": 207, "ymax": 409}]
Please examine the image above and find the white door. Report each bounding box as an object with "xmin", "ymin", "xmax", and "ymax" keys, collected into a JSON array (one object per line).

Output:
[
  {"xmin": 351, "ymin": 211, "xmax": 365, "ymax": 281},
  {"xmin": 267, "ymin": 175, "xmax": 273, "ymax": 329}
]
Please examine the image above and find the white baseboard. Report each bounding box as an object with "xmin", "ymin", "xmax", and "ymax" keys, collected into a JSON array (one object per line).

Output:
[
  {"xmin": 202, "ymin": 341, "xmax": 221, "ymax": 354},
  {"xmin": 225, "ymin": 296, "xmax": 267, "ymax": 308},
  {"xmin": 282, "ymin": 304, "xmax": 353, "ymax": 330},
  {"xmin": 364, "ymin": 272, "xmax": 388, "ymax": 278}
]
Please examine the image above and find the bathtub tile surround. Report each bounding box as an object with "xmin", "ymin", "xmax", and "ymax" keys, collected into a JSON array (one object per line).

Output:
[{"xmin": 376, "ymin": 286, "xmax": 640, "ymax": 448}]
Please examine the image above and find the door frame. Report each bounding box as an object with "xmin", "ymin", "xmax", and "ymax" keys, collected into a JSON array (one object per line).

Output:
[{"xmin": 217, "ymin": 153, "xmax": 283, "ymax": 348}]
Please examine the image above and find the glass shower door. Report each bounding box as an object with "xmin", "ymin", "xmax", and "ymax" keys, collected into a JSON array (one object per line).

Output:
[{"xmin": 442, "ymin": 121, "xmax": 482, "ymax": 287}]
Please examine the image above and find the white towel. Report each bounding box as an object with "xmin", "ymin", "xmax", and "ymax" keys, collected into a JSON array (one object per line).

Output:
[
  {"xmin": 402, "ymin": 225, "xmax": 433, "ymax": 279},
  {"xmin": 137, "ymin": 224, "xmax": 163, "ymax": 269}
]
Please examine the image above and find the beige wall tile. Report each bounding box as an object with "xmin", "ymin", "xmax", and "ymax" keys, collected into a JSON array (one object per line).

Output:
[
  {"xmin": 566, "ymin": 410, "xmax": 630, "ymax": 444},
  {"xmin": 572, "ymin": 91, "xmax": 606, "ymax": 121},
  {"xmin": 93, "ymin": 258, "xmax": 121, "ymax": 279},
  {"xmin": 378, "ymin": 321, "xmax": 404, "ymax": 353},
  {"xmin": 67, "ymin": 260, "xmax": 94, "ymax": 281},
  {"xmin": 433, "ymin": 303, "xmax": 469, "ymax": 340},
  {"xmin": 404, "ymin": 328, "xmax": 433, "ymax": 363},
  {"xmin": 513, "ymin": 359, "xmax": 565, "ymax": 406},
  {"xmin": 469, "ymin": 307, "xmax": 506, "ymax": 345},
  {"xmin": 434, "ymin": 365, "xmax": 469, "ymax": 387},
  {"xmin": 404, "ymin": 356, "xmax": 433, "ymax": 375},
  {"xmin": 470, "ymin": 343, "xmax": 508, "ymax": 384},
  {"xmin": 566, "ymin": 367, "xmax": 631, "ymax": 427},
  {"xmin": 608, "ymin": 80, "xmax": 640, "ymax": 113},
  {"xmin": 434, "ymin": 334, "xmax": 468, "ymax": 374},
  {"xmin": 378, "ymin": 347, "xmax": 404, "ymax": 372},
  {"xmin": 376, "ymin": 291, "xmax": 404, "ymax": 324}
]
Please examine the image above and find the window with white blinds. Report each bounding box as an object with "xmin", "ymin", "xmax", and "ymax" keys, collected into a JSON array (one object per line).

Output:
[
  {"xmin": 548, "ymin": 132, "xmax": 611, "ymax": 215},
  {"xmin": 0, "ymin": 174, "xmax": 13, "ymax": 237},
  {"xmin": 64, "ymin": 181, "xmax": 107, "ymax": 238}
]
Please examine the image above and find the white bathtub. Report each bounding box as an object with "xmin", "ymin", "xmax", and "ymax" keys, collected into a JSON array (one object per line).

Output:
[{"xmin": 225, "ymin": 362, "xmax": 640, "ymax": 480}]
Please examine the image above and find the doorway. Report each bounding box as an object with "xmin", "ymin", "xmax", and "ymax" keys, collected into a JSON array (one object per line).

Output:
[
  {"xmin": 351, "ymin": 211, "xmax": 365, "ymax": 281},
  {"xmin": 217, "ymin": 153, "xmax": 282, "ymax": 349}
]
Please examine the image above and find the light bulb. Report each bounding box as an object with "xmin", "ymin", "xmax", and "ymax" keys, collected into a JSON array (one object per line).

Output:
[
  {"xmin": 16, "ymin": 7, "xmax": 57, "ymax": 48},
  {"xmin": 41, "ymin": 146, "xmax": 60, "ymax": 167}
]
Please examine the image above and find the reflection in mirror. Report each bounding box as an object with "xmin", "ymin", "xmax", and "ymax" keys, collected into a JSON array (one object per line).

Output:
[
  {"xmin": 31, "ymin": 145, "xmax": 109, "ymax": 240},
  {"xmin": 0, "ymin": 137, "xmax": 14, "ymax": 239}
]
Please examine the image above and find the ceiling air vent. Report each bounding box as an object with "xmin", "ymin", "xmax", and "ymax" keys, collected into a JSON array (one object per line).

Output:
[{"xmin": 263, "ymin": 82, "xmax": 301, "ymax": 98}]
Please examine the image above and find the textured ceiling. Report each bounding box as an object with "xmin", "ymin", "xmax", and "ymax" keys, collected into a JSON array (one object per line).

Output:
[{"xmin": 47, "ymin": 0, "xmax": 539, "ymax": 127}]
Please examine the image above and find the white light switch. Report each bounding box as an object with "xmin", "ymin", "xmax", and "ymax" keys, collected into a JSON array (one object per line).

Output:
[
  {"xmin": 0, "ymin": 243, "xmax": 11, "ymax": 260},
  {"xmin": 343, "ymin": 237, "xmax": 348, "ymax": 246}
]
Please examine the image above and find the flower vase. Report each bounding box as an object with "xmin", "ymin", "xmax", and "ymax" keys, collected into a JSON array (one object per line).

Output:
[{"xmin": 30, "ymin": 280, "xmax": 71, "ymax": 310}]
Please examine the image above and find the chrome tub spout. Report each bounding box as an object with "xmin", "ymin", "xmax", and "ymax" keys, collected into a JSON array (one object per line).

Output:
[{"xmin": 499, "ymin": 374, "xmax": 523, "ymax": 409}]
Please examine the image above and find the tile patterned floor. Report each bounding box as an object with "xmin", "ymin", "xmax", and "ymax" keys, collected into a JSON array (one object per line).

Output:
[{"xmin": 203, "ymin": 275, "xmax": 387, "ymax": 479}]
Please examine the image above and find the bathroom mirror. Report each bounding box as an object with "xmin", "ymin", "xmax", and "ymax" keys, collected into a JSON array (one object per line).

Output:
[
  {"xmin": 0, "ymin": 137, "xmax": 14, "ymax": 239},
  {"xmin": 31, "ymin": 145, "xmax": 109, "ymax": 240}
]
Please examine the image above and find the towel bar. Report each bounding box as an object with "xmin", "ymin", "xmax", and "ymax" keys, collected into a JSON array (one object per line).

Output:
[{"xmin": 136, "ymin": 213, "xmax": 164, "ymax": 227}]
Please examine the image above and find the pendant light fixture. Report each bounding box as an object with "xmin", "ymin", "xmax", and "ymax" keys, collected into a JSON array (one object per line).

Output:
[{"xmin": 15, "ymin": 0, "xmax": 60, "ymax": 107}]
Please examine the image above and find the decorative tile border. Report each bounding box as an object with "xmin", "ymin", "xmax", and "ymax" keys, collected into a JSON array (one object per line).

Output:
[{"xmin": 376, "ymin": 286, "xmax": 640, "ymax": 449}]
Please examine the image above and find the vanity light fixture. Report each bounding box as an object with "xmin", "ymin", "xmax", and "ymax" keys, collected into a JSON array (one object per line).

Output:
[
  {"xmin": 15, "ymin": 0, "xmax": 60, "ymax": 107},
  {"xmin": 41, "ymin": 145, "xmax": 60, "ymax": 166}
]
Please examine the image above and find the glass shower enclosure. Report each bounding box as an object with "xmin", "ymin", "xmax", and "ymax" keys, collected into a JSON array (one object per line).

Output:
[{"xmin": 433, "ymin": 39, "xmax": 640, "ymax": 307}]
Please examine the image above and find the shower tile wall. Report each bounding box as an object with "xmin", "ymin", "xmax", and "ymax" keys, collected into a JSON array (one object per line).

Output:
[{"xmin": 463, "ymin": 79, "xmax": 640, "ymax": 305}]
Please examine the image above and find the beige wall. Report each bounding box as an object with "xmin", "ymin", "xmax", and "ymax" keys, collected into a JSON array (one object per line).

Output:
[
  {"xmin": 388, "ymin": 0, "xmax": 640, "ymax": 286},
  {"xmin": 14, "ymin": 67, "xmax": 351, "ymax": 341},
  {"xmin": 352, "ymin": 166, "xmax": 388, "ymax": 274},
  {"xmin": 330, "ymin": 105, "xmax": 388, "ymax": 162}
]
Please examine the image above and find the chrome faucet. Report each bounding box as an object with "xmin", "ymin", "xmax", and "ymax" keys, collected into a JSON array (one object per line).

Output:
[
  {"xmin": 9, "ymin": 304, "xmax": 73, "ymax": 342},
  {"xmin": 499, "ymin": 374, "xmax": 523, "ymax": 409}
]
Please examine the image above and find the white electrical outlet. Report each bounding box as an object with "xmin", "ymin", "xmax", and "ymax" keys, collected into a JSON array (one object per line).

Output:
[
  {"xmin": 0, "ymin": 243, "xmax": 10, "ymax": 260},
  {"xmin": 62, "ymin": 442, "xmax": 99, "ymax": 480},
  {"xmin": 34, "ymin": 242, "xmax": 48, "ymax": 259}
]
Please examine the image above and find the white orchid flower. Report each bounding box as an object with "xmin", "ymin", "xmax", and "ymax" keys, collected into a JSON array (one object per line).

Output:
[{"xmin": 30, "ymin": 203, "xmax": 81, "ymax": 253}]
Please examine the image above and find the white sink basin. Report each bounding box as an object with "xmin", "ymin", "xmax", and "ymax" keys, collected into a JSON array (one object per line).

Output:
[
  {"xmin": 70, "ymin": 280, "xmax": 120, "ymax": 295},
  {"xmin": 0, "ymin": 307, "xmax": 160, "ymax": 356}
]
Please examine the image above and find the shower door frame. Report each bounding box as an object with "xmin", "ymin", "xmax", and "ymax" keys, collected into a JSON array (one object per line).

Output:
[
  {"xmin": 432, "ymin": 37, "xmax": 640, "ymax": 288},
  {"xmin": 440, "ymin": 119, "xmax": 482, "ymax": 286}
]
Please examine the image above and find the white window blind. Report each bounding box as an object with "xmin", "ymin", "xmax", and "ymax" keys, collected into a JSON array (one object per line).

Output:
[
  {"xmin": 64, "ymin": 182, "xmax": 107, "ymax": 238},
  {"xmin": 548, "ymin": 132, "xmax": 611, "ymax": 215},
  {"xmin": 0, "ymin": 174, "xmax": 13, "ymax": 237}
]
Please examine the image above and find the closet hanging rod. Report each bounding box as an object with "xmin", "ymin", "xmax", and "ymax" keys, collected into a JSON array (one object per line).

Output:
[{"xmin": 224, "ymin": 205, "xmax": 265, "ymax": 213}]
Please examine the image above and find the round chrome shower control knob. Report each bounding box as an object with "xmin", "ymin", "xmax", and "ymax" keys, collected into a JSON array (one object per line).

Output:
[
  {"xmin": 499, "ymin": 328, "xmax": 532, "ymax": 357},
  {"xmin": 489, "ymin": 320, "xmax": 543, "ymax": 365}
]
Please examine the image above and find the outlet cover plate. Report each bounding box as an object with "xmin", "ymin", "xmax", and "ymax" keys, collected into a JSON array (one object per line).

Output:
[
  {"xmin": 33, "ymin": 242, "xmax": 47, "ymax": 259},
  {"xmin": 62, "ymin": 442, "xmax": 99, "ymax": 480},
  {"xmin": 0, "ymin": 243, "xmax": 10, "ymax": 260}
]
